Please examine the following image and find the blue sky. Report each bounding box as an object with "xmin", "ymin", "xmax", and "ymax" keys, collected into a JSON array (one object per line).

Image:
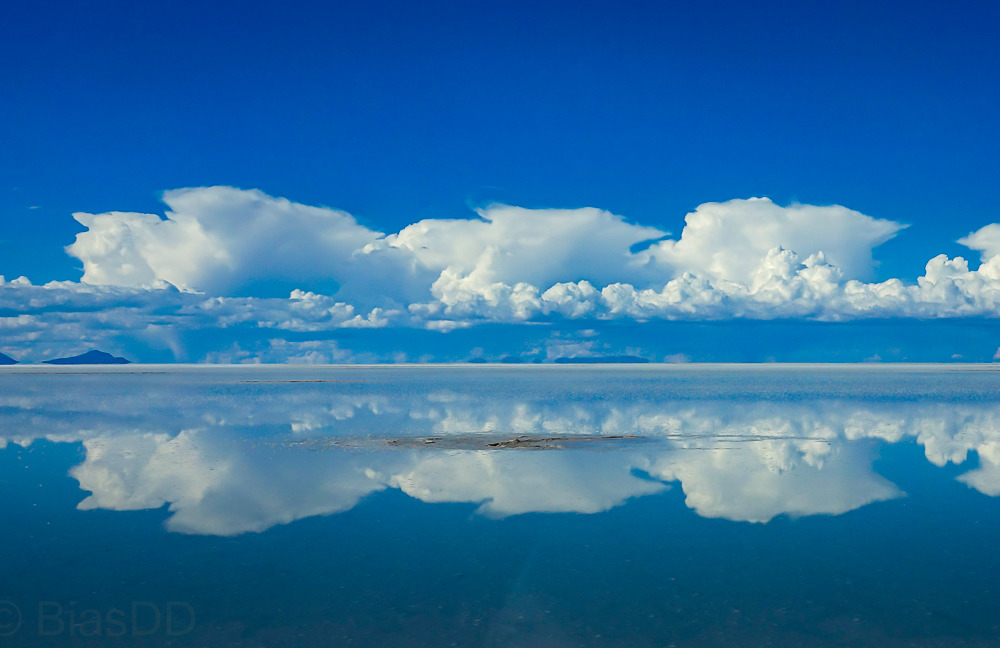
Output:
[{"xmin": 2, "ymin": 0, "xmax": 1000, "ymax": 362}]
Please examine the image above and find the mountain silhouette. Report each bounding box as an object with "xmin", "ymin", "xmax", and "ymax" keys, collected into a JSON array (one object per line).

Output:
[
  {"xmin": 0, "ymin": 352, "xmax": 17, "ymax": 365},
  {"xmin": 43, "ymin": 350, "xmax": 131, "ymax": 365}
]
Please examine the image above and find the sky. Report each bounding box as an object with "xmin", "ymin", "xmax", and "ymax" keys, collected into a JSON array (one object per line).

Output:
[{"xmin": 2, "ymin": 0, "xmax": 1000, "ymax": 362}]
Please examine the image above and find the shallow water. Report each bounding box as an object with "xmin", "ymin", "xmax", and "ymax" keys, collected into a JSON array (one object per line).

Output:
[{"xmin": 2, "ymin": 364, "xmax": 1000, "ymax": 646}]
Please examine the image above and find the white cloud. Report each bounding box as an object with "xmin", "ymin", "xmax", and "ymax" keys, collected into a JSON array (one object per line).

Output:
[
  {"xmin": 8, "ymin": 186, "xmax": 1000, "ymax": 361},
  {"xmin": 959, "ymin": 224, "xmax": 1000, "ymax": 262},
  {"xmin": 420, "ymin": 241, "xmax": 1000, "ymax": 322},
  {"xmin": 639, "ymin": 197, "xmax": 904, "ymax": 283},
  {"xmin": 64, "ymin": 188, "xmax": 907, "ymax": 312},
  {"xmin": 68, "ymin": 187, "xmax": 379, "ymax": 296},
  {"xmin": 67, "ymin": 189, "xmax": 670, "ymax": 307},
  {"xmin": 0, "ymin": 278, "xmax": 400, "ymax": 362},
  {"xmin": 362, "ymin": 204, "xmax": 667, "ymax": 293}
]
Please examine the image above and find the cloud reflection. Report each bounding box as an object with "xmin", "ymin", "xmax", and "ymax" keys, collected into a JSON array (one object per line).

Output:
[{"xmin": 2, "ymin": 368, "xmax": 999, "ymax": 534}]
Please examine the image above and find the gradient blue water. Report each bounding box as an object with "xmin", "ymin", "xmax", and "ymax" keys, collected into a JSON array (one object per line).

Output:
[{"xmin": 2, "ymin": 365, "xmax": 1000, "ymax": 646}]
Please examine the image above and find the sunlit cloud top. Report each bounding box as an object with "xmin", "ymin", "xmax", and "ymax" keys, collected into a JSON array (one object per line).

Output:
[{"xmin": 2, "ymin": 187, "xmax": 1000, "ymax": 362}]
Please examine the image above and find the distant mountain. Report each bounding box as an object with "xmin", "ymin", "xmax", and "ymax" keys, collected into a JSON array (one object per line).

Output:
[
  {"xmin": 0, "ymin": 352, "xmax": 17, "ymax": 365},
  {"xmin": 553, "ymin": 355, "xmax": 650, "ymax": 364},
  {"xmin": 43, "ymin": 350, "xmax": 131, "ymax": 365}
]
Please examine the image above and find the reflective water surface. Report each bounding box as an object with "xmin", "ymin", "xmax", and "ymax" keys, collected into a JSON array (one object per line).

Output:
[{"xmin": 3, "ymin": 364, "xmax": 1000, "ymax": 646}]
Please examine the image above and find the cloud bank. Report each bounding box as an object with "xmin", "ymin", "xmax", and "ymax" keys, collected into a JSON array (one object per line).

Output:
[
  {"xmin": 66, "ymin": 188, "xmax": 911, "ymax": 311},
  {"xmin": 2, "ymin": 186, "xmax": 1000, "ymax": 360}
]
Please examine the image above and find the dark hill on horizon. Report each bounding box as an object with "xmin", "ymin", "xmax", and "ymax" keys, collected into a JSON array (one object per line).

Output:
[
  {"xmin": 43, "ymin": 350, "xmax": 131, "ymax": 365},
  {"xmin": 0, "ymin": 352, "xmax": 17, "ymax": 365}
]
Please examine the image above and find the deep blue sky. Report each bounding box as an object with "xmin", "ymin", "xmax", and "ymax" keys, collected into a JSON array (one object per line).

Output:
[{"xmin": 2, "ymin": 0, "xmax": 998, "ymax": 284}]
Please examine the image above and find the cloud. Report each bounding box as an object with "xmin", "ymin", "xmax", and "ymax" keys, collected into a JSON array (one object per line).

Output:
[
  {"xmin": 0, "ymin": 277, "xmax": 400, "ymax": 362},
  {"xmin": 68, "ymin": 187, "xmax": 380, "ymax": 297},
  {"xmin": 417, "ymin": 240, "xmax": 1000, "ymax": 323},
  {"xmin": 361, "ymin": 203, "xmax": 667, "ymax": 294},
  {"xmin": 64, "ymin": 188, "xmax": 906, "ymax": 310},
  {"xmin": 67, "ymin": 189, "xmax": 669, "ymax": 307},
  {"xmin": 959, "ymin": 224, "xmax": 1000, "ymax": 262},
  {"xmin": 8, "ymin": 186, "xmax": 1000, "ymax": 361},
  {"xmin": 639, "ymin": 198, "xmax": 904, "ymax": 283}
]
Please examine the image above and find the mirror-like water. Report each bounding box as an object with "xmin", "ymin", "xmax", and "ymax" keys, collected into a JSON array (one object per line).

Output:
[{"xmin": 2, "ymin": 365, "xmax": 1000, "ymax": 646}]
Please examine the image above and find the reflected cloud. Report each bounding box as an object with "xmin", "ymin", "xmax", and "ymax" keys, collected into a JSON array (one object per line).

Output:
[
  {"xmin": 385, "ymin": 451, "xmax": 667, "ymax": 517},
  {"xmin": 2, "ymin": 368, "xmax": 1000, "ymax": 534},
  {"xmin": 71, "ymin": 429, "xmax": 389, "ymax": 536},
  {"xmin": 956, "ymin": 442, "xmax": 1000, "ymax": 496},
  {"xmin": 645, "ymin": 442, "xmax": 901, "ymax": 523}
]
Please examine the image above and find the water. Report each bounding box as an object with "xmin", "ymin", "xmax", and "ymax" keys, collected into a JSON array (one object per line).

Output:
[{"xmin": 2, "ymin": 364, "xmax": 1000, "ymax": 646}]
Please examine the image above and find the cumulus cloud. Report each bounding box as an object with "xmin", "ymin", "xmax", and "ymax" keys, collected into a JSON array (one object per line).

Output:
[
  {"xmin": 67, "ymin": 189, "xmax": 669, "ymax": 306},
  {"xmin": 62, "ymin": 187, "xmax": 911, "ymax": 309},
  {"xmin": 417, "ymin": 240, "xmax": 1000, "ymax": 323},
  {"xmin": 68, "ymin": 187, "xmax": 379, "ymax": 297},
  {"xmin": 959, "ymin": 224, "xmax": 1000, "ymax": 262},
  {"xmin": 361, "ymin": 203, "xmax": 667, "ymax": 293},
  {"xmin": 7, "ymin": 186, "xmax": 1000, "ymax": 360},
  {"xmin": 67, "ymin": 191, "xmax": 904, "ymax": 303},
  {"xmin": 639, "ymin": 198, "xmax": 904, "ymax": 283}
]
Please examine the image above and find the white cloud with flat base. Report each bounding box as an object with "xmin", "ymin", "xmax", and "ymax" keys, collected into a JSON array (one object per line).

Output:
[{"xmin": 2, "ymin": 187, "xmax": 1000, "ymax": 361}]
